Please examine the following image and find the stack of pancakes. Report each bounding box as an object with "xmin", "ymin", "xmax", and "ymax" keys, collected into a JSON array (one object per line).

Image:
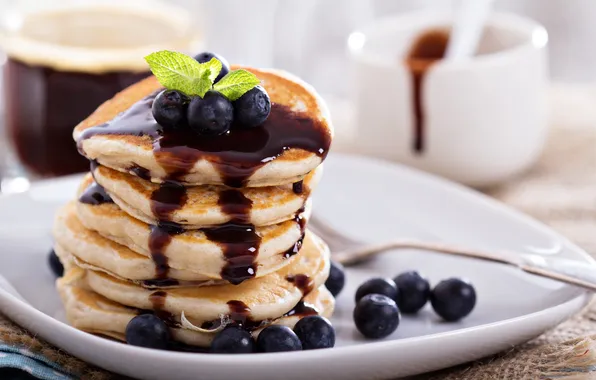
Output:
[{"xmin": 53, "ymin": 67, "xmax": 334, "ymax": 348}]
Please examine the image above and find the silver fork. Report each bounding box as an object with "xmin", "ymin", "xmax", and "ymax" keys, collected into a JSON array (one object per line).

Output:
[{"xmin": 308, "ymin": 214, "xmax": 596, "ymax": 292}]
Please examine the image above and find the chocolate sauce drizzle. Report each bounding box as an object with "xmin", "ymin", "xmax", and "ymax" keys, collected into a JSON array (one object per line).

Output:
[
  {"xmin": 78, "ymin": 181, "xmax": 113, "ymax": 205},
  {"xmin": 130, "ymin": 165, "xmax": 151, "ymax": 181},
  {"xmin": 205, "ymin": 222, "xmax": 260, "ymax": 285},
  {"xmin": 200, "ymin": 189, "xmax": 260, "ymax": 285},
  {"xmin": 78, "ymin": 92, "xmax": 331, "ymax": 187},
  {"xmin": 148, "ymin": 290, "xmax": 176, "ymax": 325},
  {"xmin": 146, "ymin": 180, "xmax": 188, "ymax": 279},
  {"xmin": 199, "ymin": 298, "xmax": 319, "ymax": 331},
  {"xmin": 286, "ymin": 274, "xmax": 314, "ymax": 296},
  {"xmin": 283, "ymin": 301, "xmax": 318, "ymax": 318},
  {"xmin": 292, "ymin": 180, "xmax": 304, "ymax": 195},
  {"xmin": 406, "ymin": 29, "xmax": 449, "ymax": 154}
]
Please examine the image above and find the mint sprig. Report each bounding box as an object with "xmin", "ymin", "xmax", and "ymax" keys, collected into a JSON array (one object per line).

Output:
[
  {"xmin": 144, "ymin": 50, "xmax": 260, "ymax": 100},
  {"xmin": 213, "ymin": 69, "xmax": 261, "ymax": 101}
]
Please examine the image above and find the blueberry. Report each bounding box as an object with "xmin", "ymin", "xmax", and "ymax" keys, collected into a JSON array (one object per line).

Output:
[
  {"xmin": 353, "ymin": 294, "xmax": 400, "ymax": 339},
  {"xmin": 188, "ymin": 91, "xmax": 234, "ymax": 135},
  {"xmin": 256, "ymin": 325, "xmax": 302, "ymax": 352},
  {"xmin": 430, "ymin": 278, "xmax": 476, "ymax": 321},
  {"xmin": 211, "ymin": 326, "xmax": 255, "ymax": 354},
  {"xmin": 355, "ymin": 277, "xmax": 398, "ymax": 302},
  {"xmin": 293, "ymin": 316, "xmax": 335, "ymax": 350},
  {"xmin": 48, "ymin": 249, "xmax": 63, "ymax": 277},
  {"xmin": 325, "ymin": 261, "xmax": 345, "ymax": 297},
  {"xmin": 194, "ymin": 52, "xmax": 230, "ymax": 83},
  {"xmin": 152, "ymin": 90, "xmax": 189, "ymax": 129},
  {"xmin": 393, "ymin": 271, "xmax": 431, "ymax": 314},
  {"xmin": 125, "ymin": 314, "xmax": 170, "ymax": 349},
  {"xmin": 233, "ymin": 86, "xmax": 271, "ymax": 128}
]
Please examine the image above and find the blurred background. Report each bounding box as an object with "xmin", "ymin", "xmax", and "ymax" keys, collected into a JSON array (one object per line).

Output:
[{"xmin": 0, "ymin": 0, "xmax": 594, "ymax": 191}]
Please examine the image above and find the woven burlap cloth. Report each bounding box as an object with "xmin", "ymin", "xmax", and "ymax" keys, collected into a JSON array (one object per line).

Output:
[{"xmin": 2, "ymin": 87, "xmax": 596, "ymax": 379}]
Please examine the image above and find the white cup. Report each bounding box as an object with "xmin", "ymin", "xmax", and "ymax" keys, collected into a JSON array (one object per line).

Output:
[{"xmin": 348, "ymin": 11, "xmax": 549, "ymax": 188}]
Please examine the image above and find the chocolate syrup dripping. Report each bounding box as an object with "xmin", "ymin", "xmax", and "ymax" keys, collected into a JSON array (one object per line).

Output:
[
  {"xmin": 218, "ymin": 189, "xmax": 253, "ymax": 224},
  {"xmin": 292, "ymin": 180, "xmax": 304, "ymax": 195},
  {"xmin": 148, "ymin": 290, "xmax": 176, "ymax": 325},
  {"xmin": 201, "ymin": 189, "xmax": 260, "ymax": 285},
  {"xmin": 206, "ymin": 222, "xmax": 260, "ymax": 285},
  {"xmin": 141, "ymin": 278, "xmax": 180, "ymax": 288},
  {"xmin": 282, "ymin": 234, "xmax": 304, "ymax": 259},
  {"xmin": 146, "ymin": 180, "xmax": 187, "ymax": 279},
  {"xmin": 406, "ymin": 29, "xmax": 449, "ymax": 154},
  {"xmin": 150, "ymin": 181, "xmax": 188, "ymax": 221},
  {"xmin": 295, "ymin": 205, "xmax": 307, "ymax": 232},
  {"xmin": 286, "ymin": 274, "xmax": 314, "ymax": 296},
  {"xmin": 226, "ymin": 300, "xmax": 264, "ymax": 330},
  {"xmin": 200, "ymin": 297, "xmax": 320, "ymax": 333},
  {"xmin": 283, "ymin": 301, "xmax": 318, "ymax": 317},
  {"xmin": 148, "ymin": 222, "xmax": 183, "ymax": 279},
  {"xmin": 78, "ymin": 93, "xmax": 331, "ymax": 186},
  {"xmin": 79, "ymin": 181, "xmax": 113, "ymax": 205},
  {"xmin": 130, "ymin": 165, "xmax": 151, "ymax": 181}
]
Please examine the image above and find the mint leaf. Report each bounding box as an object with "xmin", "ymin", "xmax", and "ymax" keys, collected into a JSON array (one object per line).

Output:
[
  {"xmin": 213, "ymin": 69, "xmax": 260, "ymax": 101},
  {"xmin": 145, "ymin": 50, "xmax": 207, "ymax": 96},
  {"xmin": 195, "ymin": 68, "xmax": 213, "ymax": 97},
  {"xmin": 202, "ymin": 57, "xmax": 222, "ymax": 84}
]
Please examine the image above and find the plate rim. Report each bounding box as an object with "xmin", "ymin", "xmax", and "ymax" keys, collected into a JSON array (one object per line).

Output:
[{"xmin": 0, "ymin": 152, "xmax": 591, "ymax": 366}]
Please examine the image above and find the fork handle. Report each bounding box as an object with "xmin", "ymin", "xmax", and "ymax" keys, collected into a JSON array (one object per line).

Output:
[{"xmin": 333, "ymin": 240, "xmax": 596, "ymax": 292}]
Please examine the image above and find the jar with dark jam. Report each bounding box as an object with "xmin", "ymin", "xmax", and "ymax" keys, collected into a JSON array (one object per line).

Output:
[{"xmin": 0, "ymin": 3, "xmax": 199, "ymax": 177}]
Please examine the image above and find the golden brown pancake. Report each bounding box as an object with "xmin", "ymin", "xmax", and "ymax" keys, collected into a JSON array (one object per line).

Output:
[
  {"xmin": 84, "ymin": 230, "xmax": 330, "ymax": 322},
  {"xmin": 58, "ymin": 266, "xmax": 334, "ymax": 347},
  {"xmin": 91, "ymin": 165, "xmax": 319, "ymax": 227},
  {"xmin": 74, "ymin": 67, "xmax": 333, "ymax": 187},
  {"xmin": 54, "ymin": 202, "xmax": 308, "ymax": 283}
]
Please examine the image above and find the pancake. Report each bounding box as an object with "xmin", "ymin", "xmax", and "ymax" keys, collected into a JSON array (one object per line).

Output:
[
  {"xmin": 73, "ymin": 67, "xmax": 333, "ymax": 187},
  {"xmin": 55, "ymin": 202, "xmax": 309, "ymax": 283},
  {"xmin": 84, "ymin": 230, "xmax": 330, "ymax": 322},
  {"xmin": 91, "ymin": 165, "xmax": 319, "ymax": 227},
  {"xmin": 57, "ymin": 266, "xmax": 334, "ymax": 347}
]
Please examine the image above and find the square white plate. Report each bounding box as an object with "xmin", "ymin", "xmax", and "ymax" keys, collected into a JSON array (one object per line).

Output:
[{"xmin": 0, "ymin": 154, "xmax": 590, "ymax": 379}]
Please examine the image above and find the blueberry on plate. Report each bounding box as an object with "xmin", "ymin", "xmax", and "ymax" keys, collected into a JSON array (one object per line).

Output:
[
  {"xmin": 430, "ymin": 278, "xmax": 476, "ymax": 321},
  {"xmin": 355, "ymin": 277, "xmax": 399, "ymax": 302},
  {"xmin": 325, "ymin": 260, "xmax": 345, "ymax": 297},
  {"xmin": 125, "ymin": 314, "xmax": 170, "ymax": 349},
  {"xmin": 234, "ymin": 86, "xmax": 271, "ymax": 128},
  {"xmin": 211, "ymin": 326, "xmax": 256, "ymax": 354},
  {"xmin": 257, "ymin": 325, "xmax": 302, "ymax": 352},
  {"xmin": 48, "ymin": 249, "xmax": 63, "ymax": 277},
  {"xmin": 393, "ymin": 271, "xmax": 431, "ymax": 314},
  {"xmin": 353, "ymin": 294, "xmax": 400, "ymax": 339},
  {"xmin": 188, "ymin": 91, "xmax": 234, "ymax": 136},
  {"xmin": 194, "ymin": 52, "xmax": 230, "ymax": 83},
  {"xmin": 152, "ymin": 90, "xmax": 189, "ymax": 129},
  {"xmin": 293, "ymin": 315, "xmax": 335, "ymax": 350}
]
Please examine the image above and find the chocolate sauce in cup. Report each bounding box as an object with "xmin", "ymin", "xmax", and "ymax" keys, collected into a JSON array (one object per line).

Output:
[{"xmin": 0, "ymin": 1, "xmax": 201, "ymax": 177}]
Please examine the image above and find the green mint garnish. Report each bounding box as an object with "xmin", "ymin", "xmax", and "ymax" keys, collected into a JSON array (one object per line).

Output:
[
  {"xmin": 213, "ymin": 69, "xmax": 261, "ymax": 101},
  {"xmin": 144, "ymin": 50, "xmax": 260, "ymax": 100}
]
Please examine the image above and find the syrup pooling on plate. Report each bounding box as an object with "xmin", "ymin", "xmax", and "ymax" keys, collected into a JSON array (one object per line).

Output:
[{"xmin": 78, "ymin": 92, "xmax": 332, "ymax": 187}]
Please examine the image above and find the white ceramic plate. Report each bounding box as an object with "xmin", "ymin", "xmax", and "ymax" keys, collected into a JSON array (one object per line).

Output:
[{"xmin": 0, "ymin": 153, "xmax": 590, "ymax": 380}]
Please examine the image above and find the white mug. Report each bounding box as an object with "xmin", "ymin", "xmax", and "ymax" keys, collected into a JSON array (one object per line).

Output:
[{"xmin": 348, "ymin": 11, "xmax": 549, "ymax": 188}]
